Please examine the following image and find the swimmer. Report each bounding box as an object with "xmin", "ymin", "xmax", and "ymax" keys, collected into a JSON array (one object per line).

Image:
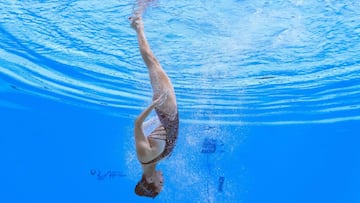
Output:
[{"xmin": 130, "ymin": 14, "xmax": 179, "ymax": 198}]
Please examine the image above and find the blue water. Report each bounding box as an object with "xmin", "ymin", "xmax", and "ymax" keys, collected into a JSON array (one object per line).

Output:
[{"xmin": 1, "ymin": 1, "xmax": 360, "ymax": 203}]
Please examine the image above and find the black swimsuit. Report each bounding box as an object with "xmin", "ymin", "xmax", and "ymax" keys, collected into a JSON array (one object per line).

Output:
[{"xmin": 140, "ymin": 108, "xmax": 179, "ymax": 165}]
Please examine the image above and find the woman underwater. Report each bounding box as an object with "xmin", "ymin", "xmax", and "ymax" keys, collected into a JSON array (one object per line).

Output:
[{"xmin": 130, "ymin": 4, "xmax": 179, "ymax": 198}]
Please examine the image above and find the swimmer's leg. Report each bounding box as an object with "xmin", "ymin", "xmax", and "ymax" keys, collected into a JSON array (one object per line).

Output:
[
  {"xmin": 131, "ymin": 16, "xmax": 177, "ymax": 114},
  {"xmin": 134, "ymin": 0, "xmax": 156, "ymax": 15},
  {"xmin": 132, "ymin": 16, "xmax": 170, "ymax": 96}
]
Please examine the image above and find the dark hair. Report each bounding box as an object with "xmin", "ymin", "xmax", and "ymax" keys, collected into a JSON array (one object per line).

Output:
[{"xmin": 134, "ymin": 175, "xmax": 159, "ymax": 198}]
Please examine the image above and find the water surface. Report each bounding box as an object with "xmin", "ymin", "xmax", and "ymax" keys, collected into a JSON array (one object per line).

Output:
[{"xmin": 1, "ymin": 1, "xmax": 360, "ymax": 203}]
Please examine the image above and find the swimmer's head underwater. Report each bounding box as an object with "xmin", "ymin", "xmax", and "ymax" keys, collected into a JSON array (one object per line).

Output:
[{"xmin": 135, "ymin": 171, "xmax": 163, "ymax": 198}]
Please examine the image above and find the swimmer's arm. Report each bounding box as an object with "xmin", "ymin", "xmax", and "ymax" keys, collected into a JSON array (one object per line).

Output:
[
  {"xmin": 134, "ymin": 95, "xmax": 165, "ymax": 159},
  {"xmin": 134, "ymin": 101, "xmax": 157, "ymax": 157}
]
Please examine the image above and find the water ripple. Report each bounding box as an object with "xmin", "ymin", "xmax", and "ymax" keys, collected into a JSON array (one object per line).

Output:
[{"xmin": 1, "ymin": 0, "xmax": 360, "ymax": 125}]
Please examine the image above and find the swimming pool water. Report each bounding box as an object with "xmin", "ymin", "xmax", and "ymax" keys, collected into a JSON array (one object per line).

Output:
[{"xmin": 1, "ymin": 1, "xmax": 360, "ymax": 203}]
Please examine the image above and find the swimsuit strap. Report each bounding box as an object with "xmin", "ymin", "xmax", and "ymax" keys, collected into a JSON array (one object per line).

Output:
[{"xmin": 148, "ymin": 125, "xmax": 166, "ymax": 141}]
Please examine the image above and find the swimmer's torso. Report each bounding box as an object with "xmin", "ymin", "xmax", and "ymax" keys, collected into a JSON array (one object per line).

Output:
[{"xmin": 141, "ymin": 108, "xmax": 179, "ymax": 165}]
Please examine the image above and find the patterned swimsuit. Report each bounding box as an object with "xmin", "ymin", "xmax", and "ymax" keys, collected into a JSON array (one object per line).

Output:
[{"xmin": 140, "ymin": 108, "xmax": 179, "ymax": 165}]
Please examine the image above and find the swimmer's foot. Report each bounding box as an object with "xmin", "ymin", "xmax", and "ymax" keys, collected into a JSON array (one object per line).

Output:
[{"xmin": 130, "ymin": 15, "xmax": 143, "ymax": 31}]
